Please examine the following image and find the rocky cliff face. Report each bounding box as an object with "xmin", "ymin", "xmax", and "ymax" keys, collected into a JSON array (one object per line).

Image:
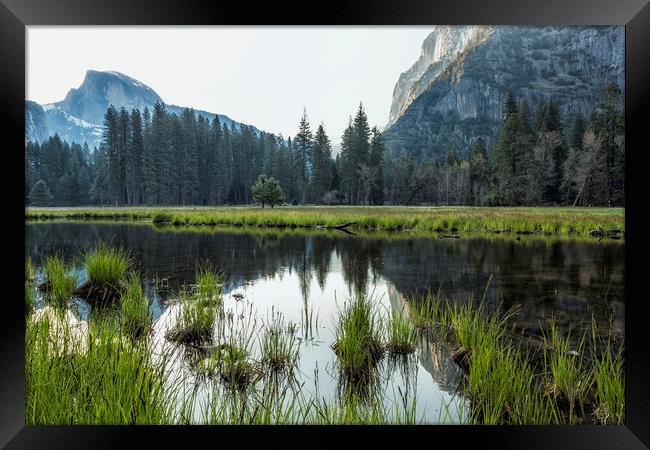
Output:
[
  {"xmin": 384, "ymin": 26, "xmax": 624, "ymax": 160},
  {"xmin": 25, "ymin": 101, "xmax": 48, "ymax": 144},
  {"xmin": 58, "ymin": 70, "xmax": 164, "ymax": 125},
  {"xmin": 26, "ymin": 70, "xmax": 253, "ymax": 149}
]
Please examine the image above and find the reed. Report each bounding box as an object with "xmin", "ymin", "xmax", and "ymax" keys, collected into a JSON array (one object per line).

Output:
[
  {"xmin": 259, "ymin": 311, "xmax": 300, "ymax": 376},
  {"xmin": 120, "ymin": 274, "xmax": 152, "ymax": 339},
  {"xmin": 332, "ymin": 295, "xmax": 385, "ymax": 382},
  {"xmin": 25, "ymin": 308, "xmax": 174, "ymax": 425},
  {"xmin": 43, "ymin": 255, "xmax": 77, "ymax": 308},
  {"xmin": 165, "ymin": 289, "xmax": 217, "ymax": 345},
  {"xmin": 83, "ymin": 243, "xmax": 131, "ymax": 287},
  {"xmin": 385, "ymin": 309, "xmax": 417, "ymax": 357}
]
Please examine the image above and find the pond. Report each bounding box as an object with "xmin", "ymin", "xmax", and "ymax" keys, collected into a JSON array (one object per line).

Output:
[{"xmin": 25, "ymin": 221, "xmax": 625, "ymax": 423}]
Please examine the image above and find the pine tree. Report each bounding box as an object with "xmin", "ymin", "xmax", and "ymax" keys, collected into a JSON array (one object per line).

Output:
[
  {"xmin": 117, "ymin": 107, "xmax": 130, "ymax": 204},
  {"xmin": 339, "ymin": 118, "xmax": 355, "ymax": 204},
  {"xmin": 294, "ymin": 108, "xmax": 313, "ymax": 204},
  {"xmin": 151, "ymin": 102, "xmax": 172, "ymax": 204},
  {"xmin": 494, "ymin": 98, "xmax": 531, "ymax": 206},
  {"xmin": 351, "ymin": 103, "xmax": 370, "ymax": 204},
  {"xmin": 28, "ymin": 179, "xmax": 54, "ymax": 206},
  {"xmin": 543, "ymin": 99, "xmax": 566, "ymax": 203},
  {"xmin": 251, "ymin": 174, "xmax": 285, "ymax": 208},
  {"xmin": 207, "ymin": 116, "xmax": 223, "ymax": 204},
  {"xmin": 102, "ymin": 106, "xmax": 120, "ymax": 205},
  {"xmin": 128, "ymin": 109, "xmax": 144, "ymax": 205},
  {"xmin": 590, "ymin": 83, "xmax": 624, "ymax": 206},
  {"xmin": 368, "ymin": 127, "xmax": 385, "ymax": 205},
  {"xmin": 141, "ymin": 107, "xmax": 158, "ymax": 205},
  {"xmin": 310, "ymin": 124, "xmax": 332, "ymax": 203}
]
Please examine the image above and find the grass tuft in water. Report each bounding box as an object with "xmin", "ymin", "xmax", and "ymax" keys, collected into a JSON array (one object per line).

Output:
[
  {"xmin": 591, "ymin": 320, "xmax": 624, "ymax": 424},
  {"xmin": 83, "ymin": 243, "xmax": 131, "ymax": 287},
  {"xmin": 259, "ymin": 311, "xmax": 300, "ymax": 376},
  {"xmin": 332, "ymin": 295, "xmax": 384, "ymax": 382},
  {"xmin": 120, "ymin": 274, "xmax": 152, "ymax": 339},
  {"xmin": 541, "ymin": 320, "xmax": 592, "ymax": 422},
  {"xmin": 194, "ymin": 262, "xmax": 223, "ymax": 305},
  {"xmin": 25, "ymin": 305, "xmax": 174, "ymax": 424},
  {"xmin": 43, "ymin": 255, "xmax": 77, "ymax": 308},
  {"xmin": 165, "ymin": 289, "xmax": 217, "ymax": 345},
  {"xmin": 385, "ymin": 309, "xmax": 417, "ymax": 357}
]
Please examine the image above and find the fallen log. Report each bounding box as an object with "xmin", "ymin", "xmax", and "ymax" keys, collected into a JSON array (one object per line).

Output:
[
  {"xmin": 316, "ymin": 222, "xmax": 357, "ymax": 230},
  {"xmin": 437, "ymin": 234, "xmax": 461, "ymax": 239}
]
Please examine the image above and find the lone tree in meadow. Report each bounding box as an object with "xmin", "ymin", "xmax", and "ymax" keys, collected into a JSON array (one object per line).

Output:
[{"xmin": 252, "ymin": 175, "xmax": 285, "ymax": 208}]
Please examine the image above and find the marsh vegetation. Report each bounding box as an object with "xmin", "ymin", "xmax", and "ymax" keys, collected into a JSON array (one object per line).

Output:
[
  {"xmin": 26, "ymin": 205, "xmax": 624, "ymax": 238},
  {"xmin": 24, "ymin": 224, "xmax": 624, "ymax": 425}
]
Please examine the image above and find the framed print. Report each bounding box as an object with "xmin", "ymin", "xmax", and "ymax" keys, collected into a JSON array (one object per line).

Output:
[{"xmin": 2, "ymin": 0, "xmax": 649, "ymax": 448}]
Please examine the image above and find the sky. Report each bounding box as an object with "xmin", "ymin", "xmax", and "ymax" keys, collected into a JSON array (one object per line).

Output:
[{"xmin": 27, "ymin": 26, "xmax": 433, "ymax": 145}]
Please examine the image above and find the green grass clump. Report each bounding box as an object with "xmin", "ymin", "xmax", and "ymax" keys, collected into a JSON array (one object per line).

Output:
[
  {"xmin": 152, "ymin": 212, "xmax": 172, "ymax": 223},
  {"xmin": 542, "ymin": 321, "xmax": 592, "ymax": 421},
  {"xmin": 43, "ymin": 255, "xmax": 77, "ymax": 308},
  {"xmin": 385, "ymin": 310, "xmax": 417, "ymax": 357},
  {"xmin": 195, "ymin": 262, "xmax": 223, "ymax": 305},
  {"xmin": 120, "ymin": 274, "xmax": 152, "ymax": 339},
  {"xmin": 591, "ymin": 331, "xmax": 624, "ymax": 424},
  {"xmin": 166, "ymin": 266, "xmax": 224, "ymax": 345},
  {"xmin": 166, "ymin": 290, "xmax": 217, "ymax": 345},
  {"xmin": 83, "ymin": 244, "xmax": 131, "ymax": 287},
  {"xmin": 25, "ymin": 313, "xmax": 173, "ymax": 424},
  {"xmin": 409, "ymin": 290, "xmax": 448, "ymax": 333},
  {"xmin": 259, "ymin": 313, "xmax": 300, "ymax": 375},
  {"xmin": 214, "ymin": 344, "xmax": 258, "ymax": 388},
  {"xmin": 332, "ymin": 295, "xmax": 384, "ymax": 382},
  {"xmin": 404, "ymin": 288, "xmax": 625, "ymax": 425}
]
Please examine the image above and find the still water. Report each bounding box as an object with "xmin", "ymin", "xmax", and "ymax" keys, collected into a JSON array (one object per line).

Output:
[{"xmin": 25, "ymin": 222, "xmax": 624, "ymax": 422}]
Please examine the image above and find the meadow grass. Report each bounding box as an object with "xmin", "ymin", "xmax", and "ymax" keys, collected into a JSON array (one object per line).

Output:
[
  {"xmin": 25, "ymin": 257, "xmax": 624, "ymax": 425},
  {"xmin": 26, "ymin": 205, "xmax": 625, "ymax": 237},
  {"xmin": 165, "ymin": 289, "xmax": 218, "ymax": 345},
  {"xmin": 195, "ymin": 262, "xmax": 223, "ymax": 305},
  {"xmin": 119, "ymin": 274, "xmax": 152, "ymax": 339},
  {"xmin": 385, "ymin": 309, "xmax": 417, "ymax": 357},
  {"xmin": 193, "ymin": 378, "xmax": 420, "ymax": 425},
  {"xmin": 541, "ymin": 320, "xmax": 593, "ymax": 422},
  {"xmin": 25, "ymin": 308, "xmax": 174, "ymax": 425},
  {"xmin": 259, "ymin": 311, "xmax": 300, "ymax": 376},
  {"xmin": 166, "ymin": 265, "xmax": 224, "ymax": 345},
  {"xmin": 403, "ymin": 290, "xmax": 624, "ymax": 425},
  {"xmin": 42, "ymin": 255, "xmax": 77, "ymax": 308},
  {"xmin": 332, "ymin": 295, "xmax": 385, "ymax": 382},
  {"xmin": 591, "ymin": 323, "xmax": 625, "ymax": 425},
  {"xmin": 82, "ymin": 243, "xmax": 131, "ymax": 287}
]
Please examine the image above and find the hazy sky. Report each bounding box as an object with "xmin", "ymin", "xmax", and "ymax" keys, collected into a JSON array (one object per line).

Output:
[{"xmin": 27, "ymin": 26, "xmax": 433, "ymax": 144}]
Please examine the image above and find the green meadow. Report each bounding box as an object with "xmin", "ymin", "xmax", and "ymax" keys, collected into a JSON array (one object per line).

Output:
[{"xmin": 26, "ymin": 206, "xmax": 624, "ymax": 237}]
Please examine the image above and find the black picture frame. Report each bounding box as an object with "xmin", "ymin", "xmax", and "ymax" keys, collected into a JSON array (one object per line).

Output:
[{"xmin": 2, "ymin": 0, "xmax": 648, "ymax": 448}]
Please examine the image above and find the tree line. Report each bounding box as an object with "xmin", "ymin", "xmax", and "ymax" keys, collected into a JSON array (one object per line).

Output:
[
  {"xmin": 381, "ymin": 82, "xmax": 624, "ymax": 207},
  {"xmin": 25, "ymin": 83, "xmax": 623, "ymax": 207}
]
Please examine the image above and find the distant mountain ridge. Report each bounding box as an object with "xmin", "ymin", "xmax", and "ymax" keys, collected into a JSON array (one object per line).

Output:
[
  {"xmin": 25, "ymin": 70, "xmax": 259, "ymax": 149},
  {"xmin": 384, "ymin": 25, "xmax": 624, "ymax": 160}
]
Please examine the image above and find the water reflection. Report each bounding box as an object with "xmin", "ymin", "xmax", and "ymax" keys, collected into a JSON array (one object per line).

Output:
[
  {"xmin": 25, "ymin": 222, "xmax": 624, "ymax": 423},
  {"xmin": 26, "ymin": 222, "xmax": 624, "ymax": 335}
]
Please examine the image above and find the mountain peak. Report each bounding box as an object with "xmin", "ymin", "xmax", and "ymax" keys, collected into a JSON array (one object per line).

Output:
[
  {"xmin": 59, "ymin": 69, "xmax": 164, "ymax": 124},
  {"xmin": 384, "ymin": 26, "xmax": 624, "ymax": 160}
]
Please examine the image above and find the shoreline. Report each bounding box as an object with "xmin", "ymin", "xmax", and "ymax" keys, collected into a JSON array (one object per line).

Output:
[{"xmin": 25, "ymin": 206, "xmax": 625, "ymax": 239}]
